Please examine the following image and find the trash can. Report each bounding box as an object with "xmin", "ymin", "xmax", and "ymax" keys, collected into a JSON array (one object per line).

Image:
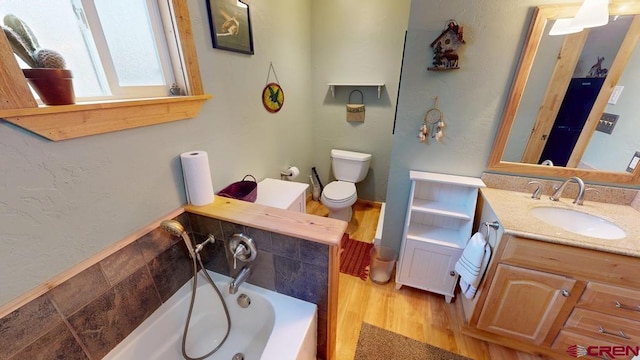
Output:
[{"xmin": 369, "ymin": 245, "xmax": 397, "ymax": 284}]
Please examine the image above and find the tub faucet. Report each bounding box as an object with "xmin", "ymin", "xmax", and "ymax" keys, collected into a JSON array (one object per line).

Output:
[
  {"xmin": 229, "ymin": 265, "xmax": 252, "ymax": 295},
  {"xmin": 550, "ymin": 176, "xmax": 585, "ymax": 205}
]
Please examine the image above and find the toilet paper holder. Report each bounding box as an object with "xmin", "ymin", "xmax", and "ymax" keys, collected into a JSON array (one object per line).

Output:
[{"xmin": 280, "ymin": 166, "xmax": 300, "ymax": 180}]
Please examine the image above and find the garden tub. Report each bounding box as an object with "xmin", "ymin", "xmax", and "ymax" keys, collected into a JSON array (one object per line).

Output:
[{"xmin": 104, "ymin": 270, "xmax": 317, "ymax": 359}]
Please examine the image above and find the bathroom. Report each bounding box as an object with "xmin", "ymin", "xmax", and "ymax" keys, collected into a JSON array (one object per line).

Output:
[{"xmin": 2, "ymin": 0, "xmax": 640, "ymax": 359}]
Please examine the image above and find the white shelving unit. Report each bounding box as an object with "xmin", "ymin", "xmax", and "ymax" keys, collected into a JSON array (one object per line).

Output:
[
  {"xmin": 395, "ymin": 171, "xmax": 485, "ymax": 303},
  {"xmin": 327, "ymin": 82, "xmax": 385, "ymax": 98}
]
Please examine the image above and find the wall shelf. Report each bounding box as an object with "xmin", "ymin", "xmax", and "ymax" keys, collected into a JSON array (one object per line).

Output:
[
  {"xmin": 1, "ymin": 95, "xmax": 211, "ymax": 141},
  {"xmin": 328, "ymin": 82, "xmax": 385, "ymax": 98}
]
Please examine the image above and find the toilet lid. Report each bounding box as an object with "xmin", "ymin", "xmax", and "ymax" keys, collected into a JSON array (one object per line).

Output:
[{"xmin": 323, "ymin": 181, "xmax": 356, "ymax": 201}]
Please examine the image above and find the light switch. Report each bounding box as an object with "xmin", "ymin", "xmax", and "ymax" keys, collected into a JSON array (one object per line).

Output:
[
  {"xmin": 626, "ymin": 151, "xmax": 640, "ymax": 173},
  {"xmin": 608, "ymin": 86, "xmax": 624, "ymax": 105}
]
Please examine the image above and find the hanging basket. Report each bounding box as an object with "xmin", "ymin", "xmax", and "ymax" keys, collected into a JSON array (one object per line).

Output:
[{"xmin": 217, "ymin": 175, "xmax": 258, "ymax": 202}]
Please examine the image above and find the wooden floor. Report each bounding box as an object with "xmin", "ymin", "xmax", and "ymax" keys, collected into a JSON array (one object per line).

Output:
[{"xmin": 307, "ymin": 198, "xmax": 546, "ymax": 360}]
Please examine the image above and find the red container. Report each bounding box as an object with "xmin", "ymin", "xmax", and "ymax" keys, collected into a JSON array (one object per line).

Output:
[{"xmin": 217, "ymin": 175, "xmax": 258, "ymax": 202}]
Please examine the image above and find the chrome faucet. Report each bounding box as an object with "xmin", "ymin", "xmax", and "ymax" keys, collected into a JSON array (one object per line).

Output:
[
  {"xmin": 229, "ymin": 266, "xmax": 252, "ymax": 295},
  {"xmin": 550, "ymin": 176, "xmax": 585, "ymax": 205}
]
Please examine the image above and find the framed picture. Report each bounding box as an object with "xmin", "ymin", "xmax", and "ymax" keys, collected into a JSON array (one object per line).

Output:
[{"xmin": 206, "ymin": 0, "xmax": 254, "ymax": 55}]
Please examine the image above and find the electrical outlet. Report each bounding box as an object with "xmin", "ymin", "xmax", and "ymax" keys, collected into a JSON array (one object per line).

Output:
[{"xmin": 596, "ymin": 113, "xmax": 619, "ymax": 134}]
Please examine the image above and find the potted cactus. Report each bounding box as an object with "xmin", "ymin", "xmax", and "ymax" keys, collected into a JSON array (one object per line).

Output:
[{"xmin": 2, "ymin": 14, "xmax": 75, "ymax": 105}]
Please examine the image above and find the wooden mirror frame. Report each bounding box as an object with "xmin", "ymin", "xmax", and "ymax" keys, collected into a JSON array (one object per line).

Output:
[{"xmin": 487, "ymin": 2, "xmax": 640, "ymax": 185}]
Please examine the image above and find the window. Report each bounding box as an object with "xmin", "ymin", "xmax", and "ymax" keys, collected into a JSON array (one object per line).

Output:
[{"xmin": 0, "ymin": 0, "xmax": 181, "ymax": 101}]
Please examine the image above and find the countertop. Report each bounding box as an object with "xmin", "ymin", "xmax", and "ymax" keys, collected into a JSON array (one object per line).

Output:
[
  {"xmin": 481, "ymin": 187, "xmax": 640, "ymax": 257},
  {"xmin": 185, "ymin": 195, "xmax": 346, "ymax": 246}
]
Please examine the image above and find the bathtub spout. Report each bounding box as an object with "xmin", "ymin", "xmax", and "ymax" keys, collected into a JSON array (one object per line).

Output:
[{"xmin": 229, "ymin": 266, "xmax": 252, "ymax": 295}]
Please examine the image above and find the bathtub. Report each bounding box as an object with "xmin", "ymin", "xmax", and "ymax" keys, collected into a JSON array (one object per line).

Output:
[{"xmin": 104, "ymin": 270, "xmax": 317, "ymax": 360}]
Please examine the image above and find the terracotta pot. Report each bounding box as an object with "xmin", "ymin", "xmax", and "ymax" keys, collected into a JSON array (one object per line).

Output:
[{"xmin": 22, "ymin": 68, "xmax": 75, "ymax": 105}]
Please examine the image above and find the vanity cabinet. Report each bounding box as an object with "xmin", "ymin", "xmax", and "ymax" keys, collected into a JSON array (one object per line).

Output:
[
  {"xmin": 395, "ymin": 171, "xmax": 485, "ymax": 302},
  {"xmin": 477, "ymin": 264, "xmax": 577, "ymax": 345},
  {"xmin": 468, "ymin": 234, "xmax": 640, "ymax": 359}
]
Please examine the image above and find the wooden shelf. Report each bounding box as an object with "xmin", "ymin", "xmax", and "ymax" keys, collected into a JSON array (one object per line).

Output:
[
  {"xmin": 1, "ymin": 95, "xmax": 212, "ymax": 141},
  {"xmin": 327, "ymin": 82, "xmax": 385, "ymax": 98}
]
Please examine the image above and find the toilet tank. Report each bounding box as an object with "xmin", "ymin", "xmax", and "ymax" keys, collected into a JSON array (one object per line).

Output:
[{"xmin": 331, "ymin": 149, "xmax": 372, "ymax": 182}]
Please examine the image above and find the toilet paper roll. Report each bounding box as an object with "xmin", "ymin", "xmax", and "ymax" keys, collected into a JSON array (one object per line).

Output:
[
  {"xmin": 180, "ymin": 151, "xmax": 214, "ymax": 206},
  {"xmin": 286, "ymin": 166, "xmax": 300, "ymax": 180}
]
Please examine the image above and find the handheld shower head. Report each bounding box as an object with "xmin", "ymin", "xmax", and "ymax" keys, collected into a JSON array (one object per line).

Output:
[
  {"xmin": 160, "ymin": 220, "xmax": 196, "ymax": 258},
  {"xmin": 160, "ymin": 220, "xmax": 185, "ymax": 237}
]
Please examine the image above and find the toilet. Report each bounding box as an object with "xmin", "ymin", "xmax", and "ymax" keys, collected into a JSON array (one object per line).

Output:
[{"xmin": 321, "ymin": 149, "xmax": 372, "ymax": 222}]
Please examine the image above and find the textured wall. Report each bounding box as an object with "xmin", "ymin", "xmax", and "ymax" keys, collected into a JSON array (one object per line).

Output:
[
  {"xmin": 310, "ymin": 0, "xmax": 411, "ymax": 202},
  {"xmin": 0, "ymin": 0, "xmax": 314, "ymax": 307},
  {"xmin": 381, "ymin": 0, "xmax": 581, "ymax": 252},
  {"xmin": 0, "ymin": 0, "xmax": 413, "ymax": 307}
]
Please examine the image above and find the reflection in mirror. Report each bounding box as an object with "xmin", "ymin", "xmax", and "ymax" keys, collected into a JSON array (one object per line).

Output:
[{"xmin": 488, "ymin": 2, "xmax": 640, "ymax": 185}]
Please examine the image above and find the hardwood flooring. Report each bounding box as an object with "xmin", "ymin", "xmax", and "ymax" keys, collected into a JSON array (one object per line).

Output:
[{"xmin": 306, "ymin": 198, "xmax": 547, "ymax": 360}]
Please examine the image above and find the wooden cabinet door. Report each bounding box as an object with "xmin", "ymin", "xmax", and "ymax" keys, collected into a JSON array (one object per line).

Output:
[{"xmin": 477, "ymin": 264, "xmax": 576, "ymax": 345}]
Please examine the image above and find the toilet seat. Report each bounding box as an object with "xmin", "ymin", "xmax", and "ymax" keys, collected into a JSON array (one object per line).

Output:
[{"xmin": 322, "ymin": 181, "xmax": 356, "ymax": 204}]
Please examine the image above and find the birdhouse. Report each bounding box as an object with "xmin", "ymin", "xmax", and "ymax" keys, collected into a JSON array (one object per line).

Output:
[{"xmin": 429, "ymin": 20, "xmax": 465, "ymax": 71}]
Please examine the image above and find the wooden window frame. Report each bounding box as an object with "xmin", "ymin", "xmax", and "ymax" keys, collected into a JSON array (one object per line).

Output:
[{"xmin": 0, "ymin": 0, "xmax": 211, "ymax": 141}]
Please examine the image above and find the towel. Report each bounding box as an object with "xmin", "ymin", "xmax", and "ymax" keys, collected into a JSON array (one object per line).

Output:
[{"xmin": 455, "ymin": 232, "xmax": 491, "ymax": 299}]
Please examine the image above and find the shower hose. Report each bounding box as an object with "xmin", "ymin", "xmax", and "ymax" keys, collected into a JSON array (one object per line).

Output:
[{"xmin": 182, "ymin": 251, "xmax": 231, "ymax": 360}]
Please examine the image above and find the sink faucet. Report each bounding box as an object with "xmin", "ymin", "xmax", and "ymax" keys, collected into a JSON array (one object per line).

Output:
[
  {"xmin": 550, "ymin": 176, "xmax": 585, "ymax": 205},
  {"xmin": 229, "ymin": 265, "xmax": 252, "ymax": 294}
]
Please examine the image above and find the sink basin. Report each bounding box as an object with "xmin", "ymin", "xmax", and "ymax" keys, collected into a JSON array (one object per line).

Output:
[{"xmin": 529, "ymin": 207, "xmax": 626, "ymax": 240}]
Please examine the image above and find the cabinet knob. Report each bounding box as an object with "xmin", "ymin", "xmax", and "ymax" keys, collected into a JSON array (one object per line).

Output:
[
  {"xmin": 561, "ymin": 289, "xmax": 571, "ymax": 297},
  {"xmin": 449, "ymin": 271, "xmax": 456, "ymax": 277}
]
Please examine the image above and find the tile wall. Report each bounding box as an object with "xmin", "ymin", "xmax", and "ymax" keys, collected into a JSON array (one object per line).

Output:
[{"xmin": 0, "ymin": 212, "xmax": 330, "ymax": 359}]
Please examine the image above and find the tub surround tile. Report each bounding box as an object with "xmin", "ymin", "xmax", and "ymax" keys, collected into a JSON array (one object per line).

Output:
[
  {"xmin": 300, "ymin": 240, "xmax": 329, "ymax": 267},
  {"xmin": 188, "ymin": 213, "xmax": 224, "ymax": 240},
  {"xmin": 67, "ymin": 266, "xmax": 161, "ymax": 359},
  {"xmin": 0, "ymin": 214, "xmax": 197, "ymax": 360},
  {"xmin": 247, "ymin": 252, "xmax": 276, "ymax": 290},
  {"xmin": 137, "ymin": 227, "xmax": 180, "ymax": 262},
  {"xmin": 0, "ymin": 295, "xmax": 62, "ymax": 359},
  {"xmin": 244, "ymin": 226, "xmax": 273, "ymax": 252},
  {"xmin": 48, "ymin": 264, "xmax": 110, "ymax": 318},
  {"xmin": 199, "ymin": 234, "xmax": 232, "ymax": 276},
  {"xmin": 220, "ymin": 220, "xmax": 245, "ymax": 240},
  {"xmin": 100, "ymin": 241, "xmax": 146, "ymax": 286},
  {"xmin": 9, "ymin": 323, "xmax": 88, "ymax": 360},
  {"xmin": 147, "ymin": 241, "xmax": 193, "ymax": 302},
  {"xmin": 271, "ymin": 232, "xmax": 301, "ymax": 258},
  {"xmin": 274, "ymin": 256, "xmax": 328, "ymax": 306}
]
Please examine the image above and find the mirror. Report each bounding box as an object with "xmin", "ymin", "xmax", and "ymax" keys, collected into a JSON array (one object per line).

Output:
[{"xmin": 488, "ymin": 2, "xmax": 640, "ymax": 184}]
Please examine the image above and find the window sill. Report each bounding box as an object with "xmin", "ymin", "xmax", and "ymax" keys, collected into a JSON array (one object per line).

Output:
[{"xmin": 1, "ymin": 94, "xmax": 212, "ymax": 141}]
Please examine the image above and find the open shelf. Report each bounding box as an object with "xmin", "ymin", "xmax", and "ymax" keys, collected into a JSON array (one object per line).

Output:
[
  {"xmin": 411, "ymin": 198, "xmax": 471, "ymax": 220},
  {"xmin": 327, "ymin": 82, "xmax": 385, "ymax": 98},
  {"xmin": 406, "ymin": 223, "xmax": 466, "ymax": 249}
]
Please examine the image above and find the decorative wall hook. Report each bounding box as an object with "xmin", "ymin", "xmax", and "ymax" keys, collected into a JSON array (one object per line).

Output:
[{"xmin": 428, "ymin": 20, "xmax": 465, "ymax": 71}]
